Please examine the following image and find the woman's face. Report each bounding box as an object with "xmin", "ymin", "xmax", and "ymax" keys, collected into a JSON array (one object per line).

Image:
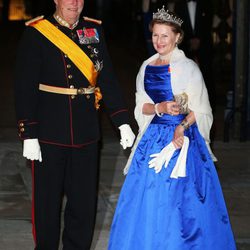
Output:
[
  {"xmin": 152, "ymin": 23, "xmax": 180, "ymax": 55},
  {"xmin": 54, "ymin": 0, "xmax": 84, "ymax": 24}
]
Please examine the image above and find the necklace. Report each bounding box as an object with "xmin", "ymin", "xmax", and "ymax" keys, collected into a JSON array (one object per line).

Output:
[{"xmin": 53, "ymin": 13, "xmax": 79, "ymax": 29}]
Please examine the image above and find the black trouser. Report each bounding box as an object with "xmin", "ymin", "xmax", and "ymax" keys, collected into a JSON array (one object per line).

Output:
[{"xmin": 32, "ymin": 142, "xmax": 99, "ymax": 250}]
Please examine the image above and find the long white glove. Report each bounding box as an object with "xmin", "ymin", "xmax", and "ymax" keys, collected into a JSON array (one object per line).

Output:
[
  {"xmin": 23, "ymin": 139, "xmax": 42, "ymax": 162},
  {"xmin": 118, "ymin": 124, "xmax": 135, "ymax": 150},
  {"xmin": 148, "ymin": 142, "xmax": 176, "ymax": 173},
  {"xmin": 148, "ymin": 136, "xmax": 189, "ymax": 177},
  {"xmin": 170, "ymin": 136, "xmax": 189, "ymax": 178}
]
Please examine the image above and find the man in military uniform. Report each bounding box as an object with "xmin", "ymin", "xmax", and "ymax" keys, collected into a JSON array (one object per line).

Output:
[{"xmin": 14, "ymin": 0, "xmax": 135, "ymax": 249}]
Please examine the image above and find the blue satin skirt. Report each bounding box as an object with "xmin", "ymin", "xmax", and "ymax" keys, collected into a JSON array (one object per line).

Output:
[{"xmin": 108, "ymin": 114, "xmax": 236, "ymax": 250}]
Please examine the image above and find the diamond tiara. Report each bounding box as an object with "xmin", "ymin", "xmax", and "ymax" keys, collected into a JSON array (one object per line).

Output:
[{"xmin": 153, "ymin": 6, "xmax": 183, "ymax": 27}]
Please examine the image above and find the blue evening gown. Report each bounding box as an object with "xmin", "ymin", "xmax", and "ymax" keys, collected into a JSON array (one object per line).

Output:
[{"xmin": 108, "ymin": 64, "xmax": 236, "ymax": 250}]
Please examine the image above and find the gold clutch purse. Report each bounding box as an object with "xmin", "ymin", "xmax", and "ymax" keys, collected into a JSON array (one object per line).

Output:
[{"xmin": 174, "ymin": 93, "xmax": 190, "ymax": 114}]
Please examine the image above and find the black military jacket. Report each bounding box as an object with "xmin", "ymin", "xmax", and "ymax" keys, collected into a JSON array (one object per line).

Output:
[{"xmin": 14, "ymin": 16, "xmax": 129, "ymax": 147}]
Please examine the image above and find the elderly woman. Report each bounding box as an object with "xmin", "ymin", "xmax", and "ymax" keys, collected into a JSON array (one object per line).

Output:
[{"xmin": 108, "ymin": 7, "xmax": 236, "ymax": 250}]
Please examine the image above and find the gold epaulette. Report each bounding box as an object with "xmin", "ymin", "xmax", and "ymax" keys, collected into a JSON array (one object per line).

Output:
[
  {"xmin": 83, "ymin": 16, "xmax": 102, "ymax": 25},
  {"xmin": 25, "ymin": 15, "xmax": 44, "ymax": 26}
]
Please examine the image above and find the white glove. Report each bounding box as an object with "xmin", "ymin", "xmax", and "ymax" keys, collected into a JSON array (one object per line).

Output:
[
  {"xmin": 148, "ymin": 136, "xmax": 190, "ymax": 177},
  {"xmin": 170, "ymin": 136, "xmax": 189, "ymax": 178},
  {"xmin": 23, "ymin": 139, "xmax": 42, "ymax": 162},
  {"xmin": 118, "ymin": 124, "xmax": 135, "ymax": 150},
  {"xmin": 148, "ymin": 142, "xmax": 176, "ymax": 173}
]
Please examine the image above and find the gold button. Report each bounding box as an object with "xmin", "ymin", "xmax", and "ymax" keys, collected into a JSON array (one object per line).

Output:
[
  {"xmin": 20, "ymin": 128, "xmax": 25, "ymax": 132},
  {"xmin": 68, "ymin": 75, "xmax": 73, "ymax": 79},
  {"xmin": 67, "ymin": 64, "xmax": 71, "ymax": 69},
  {"xmin": 64, "ymin": 54, "xmax": 68, "ymax": 58},
  {"xmin": 70, "ymin": 85, "xmax": 74, "ymax": 89},
  {"xmin": 71, "ymin": 95, "xmax": 75, "ymax": 99},
  {"xmin": 86, "ymin": 95, "xmax": 90, "ymax": 99},
  {"xmin": 19, "ymin": 122, "xmax": 24, "ymax": 127}
]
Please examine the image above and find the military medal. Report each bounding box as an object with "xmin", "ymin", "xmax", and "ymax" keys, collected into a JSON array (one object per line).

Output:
[
  {"xmin": 94, "ymin": 60, "xmax": 103, "ymax": 72},
  {"xmin": 87, "ymin": 45, "xmax": 99, "ymax": 58},
  {"xmin": 76, "ymin": 29, "xmax": 85, "ymax": 44},
  {"xmin": 77, "ymin": 28, "xmax": 99, "ymax": 44}
]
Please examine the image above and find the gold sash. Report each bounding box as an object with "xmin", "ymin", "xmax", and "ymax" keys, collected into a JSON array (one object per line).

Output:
[
  {"xmin": 30, "ymin": 19, "xmax": 98, "ymax": 86},
  {"xmin": 29, "ymin": 19, "xmax": 102, "ymax": 109}
]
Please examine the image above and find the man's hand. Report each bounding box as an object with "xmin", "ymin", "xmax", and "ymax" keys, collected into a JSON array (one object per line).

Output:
[
  {"xmin": 118, "ymin": 124, "xmax": 135, "ymax": 150},
  {"xmin": 23, "ymin": 139, "xmax": 42, "ymax": 162}
]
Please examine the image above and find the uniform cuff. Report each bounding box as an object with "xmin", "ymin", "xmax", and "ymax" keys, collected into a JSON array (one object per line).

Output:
[
  {"xmin": 110, "ymin": 109, "xmax": 129, "ymax": 128},
  {"xmin": 17, "ymin": 119, "xmax": 38, "ymax": 140}
]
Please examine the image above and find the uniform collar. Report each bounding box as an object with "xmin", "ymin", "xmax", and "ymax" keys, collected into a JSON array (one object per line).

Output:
[{"xmin": 53, "ymin": 13, "xmax": 79, "ymax": 30}]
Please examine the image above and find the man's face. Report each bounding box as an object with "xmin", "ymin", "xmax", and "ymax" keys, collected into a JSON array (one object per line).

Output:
[{"xmin": 54, "ymin": 0, "xmax": 84, "ymax": 23}]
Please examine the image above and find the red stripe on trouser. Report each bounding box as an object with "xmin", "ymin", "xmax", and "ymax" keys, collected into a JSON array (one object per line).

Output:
[{"xmin": 31, "ymin": 161, "xmax": 37, "ymax": 245}]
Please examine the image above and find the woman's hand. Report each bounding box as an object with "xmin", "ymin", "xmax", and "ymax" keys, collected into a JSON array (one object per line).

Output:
[
  {"xmin": 157, "ymin": 101, "xmax": 180, "ymax": 115},
  {"xmin": 142, "ymin": 101, "xmax": 180, "ymax": 115},
  {"xmin": 172, "ymin": 125, "xmax": 185, "ymax": 149},
  {"xmin": 172, "ymin": 112, "xmax": 195, "ymax": 149}
]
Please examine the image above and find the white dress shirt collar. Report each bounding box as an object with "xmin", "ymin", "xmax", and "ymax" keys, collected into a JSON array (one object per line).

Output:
[{"xmin": 187, "ymin": 1, "xmax": 197, "ymax": 31}]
